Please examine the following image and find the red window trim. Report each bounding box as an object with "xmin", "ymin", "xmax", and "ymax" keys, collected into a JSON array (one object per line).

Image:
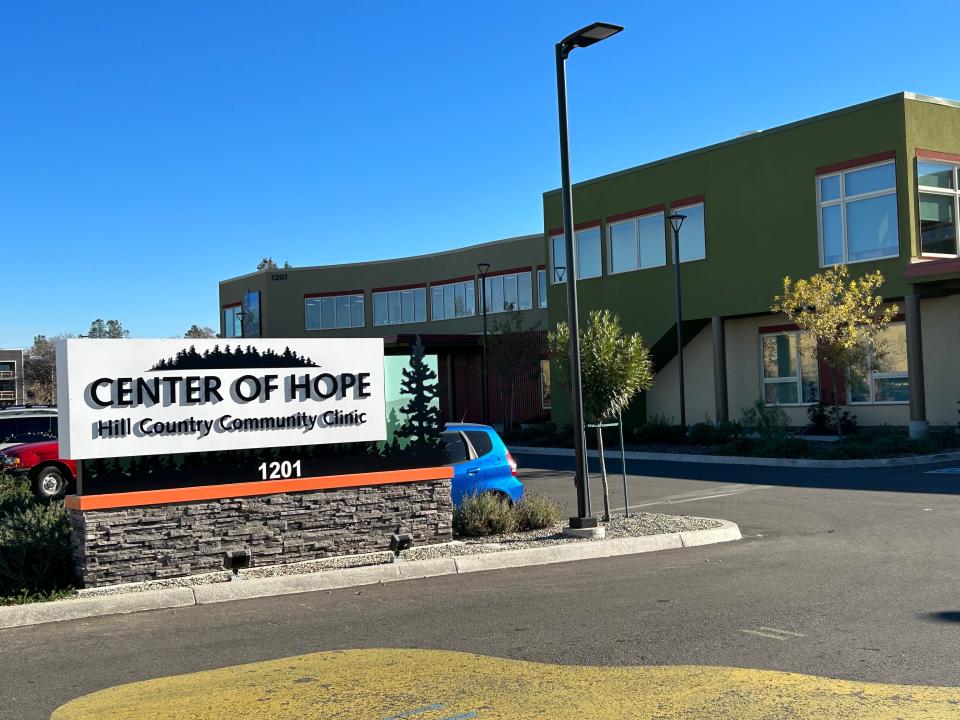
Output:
[
  {"xmin": 758, "ymin": 323, "xmax": 798, "ymax": 334},
  {"xmin": 304, "ymin": 290, "xmax": 363, "ymax": 299},
  {"xmin": 916, "ymin": 148, "xmax": 960, "ymax": 164},
  {"xmin": 221, "ymin": 302, "xmax": 241, "ymax": 309},
  {"xmin": 482, "ymin": 266, "xmax": 533, "ymax": 279},
  {"xmin": 606, "ymin": 204, "xmax": 666, "ymax": 224},
  {"xmin": 371, "ymin": 283, "xmax": 427, "ymax": 294},
  {"xmin": 431, "ymin": 275, "xmax": 475, "ymax": 287},
  {"xmin": 904, "ymin": 257, "xmax": 960, "ymax": 279},
  {"xmin": 671, "ymin": 194, "xmax": 705, "ymax": 210},
  {"xmin": 548, "ymin": 221, "xmax": 601, "ymax": 236},
  {"xmin": 815, "ymin": 150, "xmax": 896, "ymax": 176}
]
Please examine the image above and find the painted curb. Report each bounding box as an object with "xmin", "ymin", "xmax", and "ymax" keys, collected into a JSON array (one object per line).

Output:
[
  {"xmin": 511, "ymin": 445, "xmax": 960, "ymax": 469},
  {"xmin": 0, "ymin": 587, "xmax": 195, "ymax": 630},
  {"xmin": 0, "ymin": 521, "xmax": 741, "ymax": 629}
]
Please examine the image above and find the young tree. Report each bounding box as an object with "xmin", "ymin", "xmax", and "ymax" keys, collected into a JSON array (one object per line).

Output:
[
  {"xmin": 184, "ymin": 325, "xmax": 217, "ymax": 339},
  {"xmin": 257, "ymin": 258, "xmax": 292, "ymax": 271},
  {"xmin": 395, "ymin": 336, "xmax": 443, "ymax": 452},
  {"xmin": 23, "ymin": 334, "xmax": 65, "ymax": 404},
  {"xmin": 548, "ymin": 310, "xmax": 654, "ymax": 521},
  {"xmin": 87, "ymin": 319, "xmax": 129, "ymax": 338},
  {"xmin": 486, "ymin": 309, "xmax": 540, "ymax": 433},
  {"xmin": 772, "ymin": 265, "xmax": 898, "ymax": 437}
]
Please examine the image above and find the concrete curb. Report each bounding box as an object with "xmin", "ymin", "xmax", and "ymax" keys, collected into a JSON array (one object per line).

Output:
[
  {"xmin": 0, "ymin": 521, "xmax": 741, "ymax": 628},
  {"xmin": 511, "ymin": 445, "xmax": 960, "ymax": 469}
]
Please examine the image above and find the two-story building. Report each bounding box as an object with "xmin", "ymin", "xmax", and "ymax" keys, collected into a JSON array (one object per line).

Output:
[
  {"xmin": 0, "ymin": 349, "xmax": 24, "ymax": 406},
  {"xmin": 542, "ymin": 92, "xmax": 960, "ymax": 435}
]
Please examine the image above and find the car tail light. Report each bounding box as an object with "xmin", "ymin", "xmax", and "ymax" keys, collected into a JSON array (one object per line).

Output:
[{"xmin": 506, "ymin": 450, "xmax": 518, "ymax": 476}]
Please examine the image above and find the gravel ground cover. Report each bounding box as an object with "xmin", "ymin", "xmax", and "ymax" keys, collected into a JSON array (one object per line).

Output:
[{"xmin": 75, "ymin": 512, "xmax": 720, "ymax": 597}]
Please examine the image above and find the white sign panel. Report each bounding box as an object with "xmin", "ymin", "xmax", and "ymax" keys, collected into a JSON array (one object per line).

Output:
[{"xmin": 56, "ymin": 338, "xmax": 387, "ymax": 460}]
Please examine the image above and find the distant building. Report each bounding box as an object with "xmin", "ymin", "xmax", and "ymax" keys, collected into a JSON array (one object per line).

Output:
[
  {"xmin": 0, "ymin": 349, "xmax": 24, "ymax": 406},
  {"xmin": 219, "ymin": 234, "xmax": 550, "ymax": 428}
]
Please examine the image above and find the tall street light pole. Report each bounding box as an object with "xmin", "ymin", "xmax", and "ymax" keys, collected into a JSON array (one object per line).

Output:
[
  {"xmin": 668, "ymin": 213, "xmax": 687, "ymax": 431},
  {"xmin": 556, "ymin": 21, "xmax": 623, "ymax": 530},
  {"xmin": 477, "ymin": 262, "xmax": 491, "ymax": 425}
]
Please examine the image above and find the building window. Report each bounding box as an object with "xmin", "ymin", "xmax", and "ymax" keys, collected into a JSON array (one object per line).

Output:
[
  {"xmin": 818, "ymin": 160, "xmax": 899, "ymax": 266},
  {"xmin": 305, "ymin": 293, "xmax": 364, "ymax": 330},
  {"xmin": 917, "ymin": 159, "xmax": 959, "ymax": 257},
  {"xmin": 431, "ymin": 280, "xmax": 475, "ymax": 320},
  {"xmin": 540, "ymin": 359, "xmax": 551, "ymax": 409},
  {"xmin": 608, "ymin": 211, "xmax": 667, "ymax": 273},
  {"xmin": 550, "ymin": 227, "xmax": 602, "ymax": 283},
  {"xmin": 484, "ymin": 271, "xmax": 533, "ymax": 313},
  {"xmin": 372, "ymin": 287, "xmax": 427, "ymax": 326},
  {"xmin": 537, "ymin": 268, "xmax": 547, "ymax": 308},
  {"xmin": 223, "ymin": 305, "xmax": 241, "ymax": 338},
  {"xmin": 760, "ymin": 331, "xmax": 819, "ymax": 405},
  {"xmin": 672, "ymin": 203, "xmax": 706, "ymax": 263},
  {"xmin": 849, "ymin": 323, "xmax": 909, "ymax": 404}
]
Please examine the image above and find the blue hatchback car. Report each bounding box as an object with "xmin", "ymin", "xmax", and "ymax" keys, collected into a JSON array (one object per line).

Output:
[{"xmin": 442, "ymin": 423, "xmax": 523, "ymax": 506}]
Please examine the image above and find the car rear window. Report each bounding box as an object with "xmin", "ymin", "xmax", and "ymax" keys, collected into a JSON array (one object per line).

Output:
[
  {"xmin": 464, "ymin": 430, "xmax": 494, "ymax": 458},
  {"xmin": 441, "ymin": 432, "xmax": 469, "ymax": 464}
]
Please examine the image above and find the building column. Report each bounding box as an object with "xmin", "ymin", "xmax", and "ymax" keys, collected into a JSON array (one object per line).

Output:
[
  {"xmin": 712, "ymin": 316, "xmax": 728, "ymax": 423},
  {"xmin": 905, "ymin": 294, "xmax": 928, "ymax": 439}
]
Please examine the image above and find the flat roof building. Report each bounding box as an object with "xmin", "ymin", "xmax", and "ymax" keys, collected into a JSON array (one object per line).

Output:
[{"xmin": 221, "ymin": 92, "xmax": 960, "ymax": 435}]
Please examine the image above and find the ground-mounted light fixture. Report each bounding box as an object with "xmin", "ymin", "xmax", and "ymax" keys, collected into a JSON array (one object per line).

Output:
[
  {"xmin": 224, "ymin": 549, "xmax": 251, "ymax": 577},
  {"xmin": 555, "ymin": 21, "xmax": 623, "ymax": 532},
  {"xmin": 667, "ymin": 213, "xmax": 688, "ymax": 431},
  {"xmin": 390, "ymin": 532, "xmax": 413, "ymax": 560}
]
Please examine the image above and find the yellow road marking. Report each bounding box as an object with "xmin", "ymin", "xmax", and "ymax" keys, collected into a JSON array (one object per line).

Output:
[{"xmin": 51, "ymin": 648, "xmax": 960, "ymax": 719}]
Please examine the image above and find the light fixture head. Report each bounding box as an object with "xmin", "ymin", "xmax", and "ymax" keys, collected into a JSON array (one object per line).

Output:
[
  {"xmin": 559, "ymin": 22, "xmax": 623, "ymax": 56},
  {"xmin": 477, "ymin": 262, "xmax": 491, "ymax": 276},
  {"xmin": 667, "ymin": 213, "xmax": 687, "ymax": 233}
]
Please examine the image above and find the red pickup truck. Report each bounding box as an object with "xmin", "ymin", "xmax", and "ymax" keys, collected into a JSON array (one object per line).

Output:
[{"xmin": 1, "ymin": 440, "xmax": 75, "ymax": 499}]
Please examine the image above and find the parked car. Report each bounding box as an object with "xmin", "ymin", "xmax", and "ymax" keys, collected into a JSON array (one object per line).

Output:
[
  {"xmin": 0, "ymin": 440, "xmax": 75, "ymax": 499},
  {"xmin": 0, "ymin": 406, "xmax": 58, "ymax": 451},
  {"xmin": 441, "ymin": 423, "xmax": 523, "ymax": 506}
]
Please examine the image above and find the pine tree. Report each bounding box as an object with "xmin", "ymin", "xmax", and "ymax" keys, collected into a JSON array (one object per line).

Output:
[{"xmin": 395, "ymin": 336, "xmax": 442, "ymax": 451}]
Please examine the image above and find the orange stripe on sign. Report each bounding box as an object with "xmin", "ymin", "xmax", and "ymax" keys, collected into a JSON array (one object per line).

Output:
[{"xmin": 64, "ymin": 466, "xmax": 455, "ymax": 511}]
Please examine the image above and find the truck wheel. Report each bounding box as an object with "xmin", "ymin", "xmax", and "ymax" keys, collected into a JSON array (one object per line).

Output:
[{"xmin": 34, "ymin": 466, "xmax": 67, "ymax": 500}]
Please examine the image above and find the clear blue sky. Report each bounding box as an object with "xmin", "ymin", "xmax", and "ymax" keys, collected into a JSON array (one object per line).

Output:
[{"xmin": 3, "ymin": 1, "xmax": 958, "ymax": 348}]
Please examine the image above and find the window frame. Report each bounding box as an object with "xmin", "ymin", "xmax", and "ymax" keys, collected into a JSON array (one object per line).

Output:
[
  {"xmin": 670, "ymin": 201, "xmax": 706, "ymax": 264},
  {"xmin": 430, "ymin": 278, "xmax": 476, "ymax": 321},
  {"xmin": 847, "ymin": 322, "xmax": 909, "ymax": 406},
  {"xmin": 550, "ymin": 225, "xmax": 602, "ymax": 284},
  {"xmin": 606, "ymin": 209, "xmax": 667, "ymax": 275},
  {"xmin": 304, "ymin": 292, "xmax": 365, "ymax": 331},
  {"xmin": 371, "ymin": 286, "xmax": 427, "ymax": 326},
  {"xmin": 537, "ymin": 268, "xmax": 548, "ymax": 308},
  {"xmin": 816, "ymin": 158, "xmax": 900, "ymax": 267},
  {"xmin": 222, "ymin": 303, "xmax": 242, "ymax": 338},
  {"xmin": 483, "ymin": 270, "xmax": 533, "ymax": 314},
  {"xmin": 915, "ymin": 157, "xmax": 960, "ymax": 259},
  {"xmin": 758, "ymin": 329, "xmax": 819, "ymax": 407}
]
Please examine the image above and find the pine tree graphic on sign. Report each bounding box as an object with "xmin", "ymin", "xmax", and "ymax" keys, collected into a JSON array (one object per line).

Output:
[{"xmin": 394, "ymin": 336, "xmax": 442, "ymax": 451}]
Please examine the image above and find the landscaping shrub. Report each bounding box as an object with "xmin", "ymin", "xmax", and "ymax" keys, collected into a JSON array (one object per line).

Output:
[
  {"xmin": 714, "ymin": 437, "xmax": 758, "ymax": 456},
  {"xmin": 740, "ymin": 401, "xmax": 791, "ymax": 439},
  {"xmin": 514, "ymin": 493, "xmax": 562, "ymax": 531},
  {"xmin": 633, "ymin": 414, "xmax": 685, "ymax": 444},
  {"xmin": 687, "ymin": 422, "xmax": 714, "ymax": 445},
  {"xmin": 688, "ymin": 420, "xmax": 743, "ymax": 446},
  {"xmin": 453, "ymin": 492, "xmax": 517, "ymax": 537},
  {"xmin": 0, "ymin": 475, "xmax": 75, "ymax": 603},
  {"xmin": 750, "ymin": 437, "xmax": 810, "ymax": 459}
]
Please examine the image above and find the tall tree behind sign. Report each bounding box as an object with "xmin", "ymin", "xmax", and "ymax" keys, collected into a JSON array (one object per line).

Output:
[{"xmin": 394, "ymin": 336, "xmax": 443, "ymax": 452}]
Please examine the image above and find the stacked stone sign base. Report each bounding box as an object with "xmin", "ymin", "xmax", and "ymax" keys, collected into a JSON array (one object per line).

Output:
[{"xmin": 69, "ymin": 478, "xmax": 453, "ymax": 588}]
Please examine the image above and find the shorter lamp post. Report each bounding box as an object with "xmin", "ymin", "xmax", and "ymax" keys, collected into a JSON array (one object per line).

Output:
[
  {"xmin": 667, "ymin": 213, "xmax": 687, "ymax": 431},
  {"xmin": 236, "ymin": 309, "xmax": 247, "ymax": 339},
  {"xmin": 477, "ymin": 262, "xmax": 491, "ymax": 424}
]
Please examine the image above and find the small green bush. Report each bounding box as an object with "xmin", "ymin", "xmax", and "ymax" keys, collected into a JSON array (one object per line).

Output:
[
  {"xmin": 688, "ymin": 420, "xmax": 743, "ymax": 446},
  {"xmin": 0, "ymin": 475, "xmax": 75, "ymax": 602},
  {"xmin": 751, "ymin": 437, "xmax": 810, "ymax": 459},
  {"xmin": 714, "ymin": 437, "xmax": 758, "ymax": 456},
  {"xmin": 453, "ymin": 492, "xmax": 517, "ymax": 537},
  {"xmin": 514, "ymin": 493, "xmax": 562, "ymax": 531},
  {"xmin": 740, "ymin": 400, "xmax": 791, "ymax": 439},
  {"xmin": 634, "ymin": 414, "xmax": 685, "ymax": 444},
  {"xmin": 819, "ymin": 441, "xmax": 874, "ymax": 460}
]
